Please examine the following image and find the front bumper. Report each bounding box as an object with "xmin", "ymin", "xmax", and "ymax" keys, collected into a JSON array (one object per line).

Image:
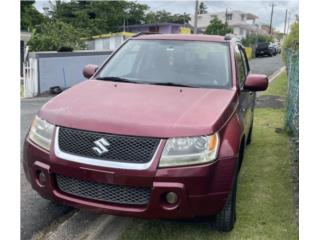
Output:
[{"xmin": 23, "ymin": 138, "xmax": 237, "ymax": 219}]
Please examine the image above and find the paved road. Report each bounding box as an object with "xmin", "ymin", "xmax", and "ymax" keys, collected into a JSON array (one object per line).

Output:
[
  {"xmin": 250, "ymin": 54, "xmax": 283, "ymax": 76},
  {"xmin": 21, "ymin": 97, "xmax": 73, "ymax": 240},
  {"xmin": 20, "ymin": 54, "xmax": 283, "ymax": 240}
]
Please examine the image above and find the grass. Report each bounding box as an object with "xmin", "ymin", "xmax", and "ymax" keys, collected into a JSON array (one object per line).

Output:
[
  {"xmin": 21, "ymin": 83, "xmax": 24, "ymax": 97},
  {"xmin": 263, "ymin": 72, "xmax": 288, "ymax": 96},
  {"xmin": 120, "ymin": 72, "xmax": 298, "ymax": 240}
]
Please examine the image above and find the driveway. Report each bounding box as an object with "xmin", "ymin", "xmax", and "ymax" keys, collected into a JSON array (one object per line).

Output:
[{"xmin": 20, "ymin": 54, "xmax": 284, "ymax": 240}]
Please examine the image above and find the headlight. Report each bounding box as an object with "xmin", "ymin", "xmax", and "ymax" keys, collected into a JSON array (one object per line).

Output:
[
  {"xmin": 159, "ymin": 133, "xmax": 220, "ymax": 168},
  {"xmin": 29, "ymin": 115, "xmax": 54, "ymax": 151}
]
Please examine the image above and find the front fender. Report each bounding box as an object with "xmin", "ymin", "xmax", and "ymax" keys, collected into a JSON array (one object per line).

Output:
[{"xmin": 210, "ymin": 113, "xmax": 244, "ymax": 193}]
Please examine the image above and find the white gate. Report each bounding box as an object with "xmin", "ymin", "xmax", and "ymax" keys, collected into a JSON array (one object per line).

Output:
[{"xmin": 22, "ymin": 58, "xmax": 38, "ymax": 98}]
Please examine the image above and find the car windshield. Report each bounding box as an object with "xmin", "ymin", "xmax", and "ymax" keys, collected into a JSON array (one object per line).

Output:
[{"xmin": 97, "ymin": 39, "xmax": 231, "ymax": 89}]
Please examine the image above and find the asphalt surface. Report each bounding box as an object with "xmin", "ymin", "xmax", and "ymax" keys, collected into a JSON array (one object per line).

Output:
[
  {"xmin": 21, "ymin": 97, "xmax": 73, "ymax": 240},
  {"xmin": 250, "ymin": 54, "xmax": 283, "ymax": 76},
  {"xmin": 20, "ymin": 54, "xmax": 283, "ymax": 240}
]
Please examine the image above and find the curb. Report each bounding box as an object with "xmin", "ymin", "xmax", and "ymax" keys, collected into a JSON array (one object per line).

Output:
[{"xmin": 268, "ymin": 66, "xmax": 286, "ymax": 82}]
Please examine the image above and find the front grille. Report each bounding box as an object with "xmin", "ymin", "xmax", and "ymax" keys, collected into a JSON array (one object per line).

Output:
[
  {"xmin": 58, "ymin": 127, "xmax": 160, "ymax": 164},
  {"xmin": 56, "ymin": 174, "xmax": 151, "ymax": 205}
]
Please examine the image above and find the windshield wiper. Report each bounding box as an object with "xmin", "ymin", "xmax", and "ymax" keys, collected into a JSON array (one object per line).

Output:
[
  {"xmin": 151, "ymin": 82, "xmax": 196, "ymax": 88},
  {"xmin": 95, "ymin": 76, "xmax": 141, "ymax": 84}
]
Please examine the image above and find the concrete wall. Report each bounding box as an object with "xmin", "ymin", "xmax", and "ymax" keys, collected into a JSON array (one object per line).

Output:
[
  {"xmin": 126, "ymin": 25, "xmax": 182, "ymax": 34},
  {"xmin": 87, "ymin": 36, "xmax": 124, "ymax": 51},
  {"xmin": 28, "ymin": 51, "xmax": 112, "ymax": 95}
]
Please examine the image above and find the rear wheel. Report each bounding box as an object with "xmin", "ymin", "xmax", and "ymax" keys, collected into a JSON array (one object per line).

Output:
[{"xmin": 211, "ymin": 166, "xmax": 239, "ymax": 232}]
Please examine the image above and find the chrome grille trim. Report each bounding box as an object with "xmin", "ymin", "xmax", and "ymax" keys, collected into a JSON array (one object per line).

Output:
[{"xmin": 54, "ymin": 127, "xmax": 163, "ymax": 170}]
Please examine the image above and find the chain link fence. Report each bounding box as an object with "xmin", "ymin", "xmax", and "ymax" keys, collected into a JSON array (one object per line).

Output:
[{"xmin": 285, "ymin": 49, "xmax": 299, "ymax": 160}]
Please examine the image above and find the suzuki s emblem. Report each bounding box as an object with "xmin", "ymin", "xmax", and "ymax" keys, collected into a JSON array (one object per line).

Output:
[{"xmin": 92, "ymin": 138, "xmax": 110, "ymax": 156}]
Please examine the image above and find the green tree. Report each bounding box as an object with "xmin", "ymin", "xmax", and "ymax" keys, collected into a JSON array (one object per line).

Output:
[
  {"xmin": 21, "ymin": 0, "xmax": 47, "ymax": 31},
  {"xmin": 28, "ymin": 20, "xmax": 85, "ymax": 51},
  {"xmin": 49, "ymin": 0, "xmax": 150, "ymax": 36},
  {"xmin": 144, "ymin": 10, "xmax": 190, "ymax": 24},
  {"xmin": 198, "ymin": 2, "xmax": 207, "ymax": 14},
  {"xmin": 205, "ymin": 16, "xmax": 232, "ymax": 35}
]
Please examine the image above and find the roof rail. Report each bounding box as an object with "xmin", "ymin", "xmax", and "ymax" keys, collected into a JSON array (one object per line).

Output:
[{"xmin": 132, "ymin": 32, "xmax": 160, "ymax": 37}]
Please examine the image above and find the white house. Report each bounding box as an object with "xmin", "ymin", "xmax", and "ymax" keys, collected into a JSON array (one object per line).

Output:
[{"xmin": 190, "ymin": 10, "xmax": 262, "ymax": 39}]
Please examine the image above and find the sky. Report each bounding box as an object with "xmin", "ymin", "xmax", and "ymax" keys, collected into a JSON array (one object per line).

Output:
[{"xmin": 35, "ymin": 0, "xmax": 299, "ymax": 32}]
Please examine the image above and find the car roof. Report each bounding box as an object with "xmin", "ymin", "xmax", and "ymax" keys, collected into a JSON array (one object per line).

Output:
[{"xmin": 133, "ymin": 34, "xmax": 228, "ymax": 43}]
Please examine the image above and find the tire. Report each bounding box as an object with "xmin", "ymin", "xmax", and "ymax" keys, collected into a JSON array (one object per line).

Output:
[
  {"xmin": 246, "ymin": 124, "xmax": 253, "ymax": 145},
  {"xmin": 212, "ymin": 166, "xmax": 239, "ymax": 232}
]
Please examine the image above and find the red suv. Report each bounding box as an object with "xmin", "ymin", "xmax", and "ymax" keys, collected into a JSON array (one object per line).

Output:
[{"xmin": 23, "ymin": 34, "xmax": 268, "ymax": 232}]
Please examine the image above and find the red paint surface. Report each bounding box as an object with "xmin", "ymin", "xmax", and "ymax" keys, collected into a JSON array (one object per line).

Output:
[
  {"xmin": 39, "ymin": 80, "xmax": 238, "ymax": 138},
  {"xmin": 23, "ymin": 34, "xmax": 266, "ymax": 219}
]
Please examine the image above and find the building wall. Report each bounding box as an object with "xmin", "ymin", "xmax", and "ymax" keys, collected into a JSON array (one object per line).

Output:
[
  {"xmin": 27, "ymin": 51, "xmax": 112, "ymax": 95},
  {"xmin": 126, "ymin": 25, "xmax": 184, "ymax": 34},
  {"xmin": 87, "ymin": 36, "xmax": 125, "ymax": 51},
  {"xmin": 191, "ymin": 11, "xmax": 257, "ymax": 37}
]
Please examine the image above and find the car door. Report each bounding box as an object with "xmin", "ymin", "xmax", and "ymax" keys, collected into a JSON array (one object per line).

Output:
[{"xmin": 235, "ymin": 44, "xmax": 252, "ymax": 138}]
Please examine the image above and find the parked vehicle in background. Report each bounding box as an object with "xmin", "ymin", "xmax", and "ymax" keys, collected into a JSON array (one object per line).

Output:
[
  {"xmin": 23, "ymin": 34, "xmax": 268, "ymax": 232},
  {"xmin": 274, "ymin": 43, "xmax": 281, "ymax": 54},
  {"xmin": 255, "ymin": 42, "xmax": 276, "ymax": 57}
]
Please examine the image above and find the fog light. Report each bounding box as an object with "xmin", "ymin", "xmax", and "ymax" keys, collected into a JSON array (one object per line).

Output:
[
  {"xmin": 38, "ymin": 171, "xmax": 47, "ymax": 185},
  {"xmin": 165, "ymin": 192, "xmax": 178, "ymax": 204}
]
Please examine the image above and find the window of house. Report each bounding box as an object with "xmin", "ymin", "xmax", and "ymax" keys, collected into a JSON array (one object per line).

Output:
[
  {"xmin": 227, "ymin": 14, "xmax": 232, "ymax": 21},
  {"xmin": 241, "ymin": 14, "xmax": 245, "ymax": 21}
]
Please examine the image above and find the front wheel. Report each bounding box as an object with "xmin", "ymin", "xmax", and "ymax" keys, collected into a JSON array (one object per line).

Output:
[
  {"xmin": 211, "ymin": 170, "xmax": 238, "ymax": 232},
  {"xmin": 246, "ymin": 124, "xmax": 253, "ymax": 145}
]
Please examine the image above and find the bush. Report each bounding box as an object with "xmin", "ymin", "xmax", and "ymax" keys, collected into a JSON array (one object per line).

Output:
[
  {"xmin": 282, "ymin": 23, "xmax": 299, "ymax": 51},
  {"xmin": 205, "ymin": 16, "xmax": 232, "ymax": 36},
  {"xmin": 242, "ymin": 34, "xmax": 273, "ymax": 47},
  {"xmin": 28, "ymin": 20, "xmax": 85, "ymax": 52},
  {"xmin": 282, "ymin": 23, "xmax": 299, "ymax": 63}
]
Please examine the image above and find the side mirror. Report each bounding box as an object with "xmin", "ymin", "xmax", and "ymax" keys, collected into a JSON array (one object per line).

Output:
[
  {"xmin": 83, "ymin": 64, "xmax": 98, "ymax": 79},
  {"xmin": 244, "ymin": 74, "xmax": 268, "ymax": 91}
]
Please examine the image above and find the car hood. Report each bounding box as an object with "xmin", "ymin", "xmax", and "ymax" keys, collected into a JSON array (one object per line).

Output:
[{"xmin": 39, "ymin": 80, "xmax": 238, "ymax": 138}]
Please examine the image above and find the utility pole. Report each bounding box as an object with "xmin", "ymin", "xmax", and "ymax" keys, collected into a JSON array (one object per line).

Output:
[
  {"xmin": 283, "ymin": 9, "xmax": 288, "ymax": 35},
  {"xmin": 269, "ymin": 2, "xmax": 274, "ymax": 35},
  {"xmin": 225, "ymin": 8, "xmax": 228, "ymax": 25},
  {"xmin": 286, "ymin": 12, "xmax": 291, "ymax": 34},
  {"xmin": 194, "ymin": 0, "xmax": 199, "ymax": 34}
]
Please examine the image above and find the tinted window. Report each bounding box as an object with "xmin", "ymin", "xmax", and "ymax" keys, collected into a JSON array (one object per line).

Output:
[
  {"xmin": 235, "ymin": 45, "xmax": 247, "ymax": 86},
  {"xmin": 98, "ymin": 40, "xmax": 231, "ymax": 89}
]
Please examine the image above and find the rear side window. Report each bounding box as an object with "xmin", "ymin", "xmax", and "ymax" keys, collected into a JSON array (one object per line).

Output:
[{"xmin": 235, "ymin": 45, "xmax": 247, "ymax": 86}]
